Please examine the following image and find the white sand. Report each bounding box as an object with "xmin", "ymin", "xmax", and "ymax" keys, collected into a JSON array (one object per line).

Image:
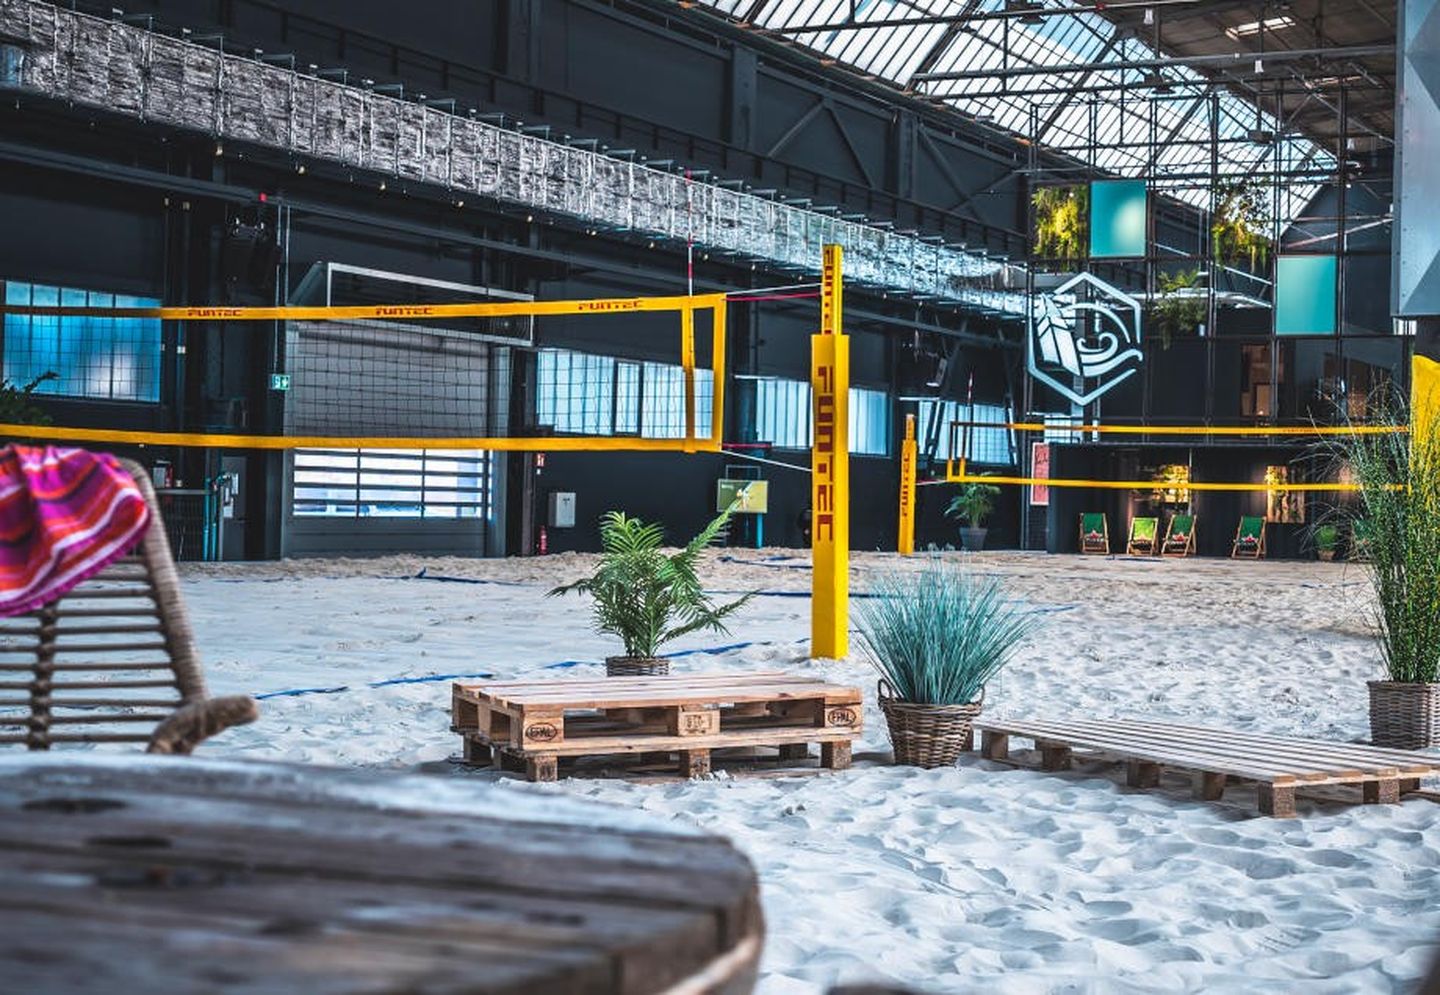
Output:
[{"xmin": 180, "ymin": 550, "xmax": 1439, "ymax": 993}]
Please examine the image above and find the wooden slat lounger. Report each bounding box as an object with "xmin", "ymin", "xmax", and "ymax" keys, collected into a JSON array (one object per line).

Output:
[{"xmin": 974, "ymin": 717, "xmax": 1440, "ymax": 817}]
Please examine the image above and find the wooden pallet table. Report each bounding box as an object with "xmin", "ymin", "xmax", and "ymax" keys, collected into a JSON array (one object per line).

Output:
[
  {"xmin": 453, "ymin": 672, "xmax": 864, "ymax": 782},
  {"xmin": 0, "ymin": 755, "xmax": 763, "ymax": 994},
  {"xmin": 973, "ymin": 717, "xmax": 1440, "ymax": 817}
]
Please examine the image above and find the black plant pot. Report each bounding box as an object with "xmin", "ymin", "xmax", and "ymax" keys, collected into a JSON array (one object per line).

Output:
[{"xmin": 959, "ymin": 527, "xmax": 988, "ymax": 552}]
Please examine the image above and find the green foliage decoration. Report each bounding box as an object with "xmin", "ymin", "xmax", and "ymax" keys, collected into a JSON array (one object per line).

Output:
[
  {"xmin": 1032, "ymin": 185, "xmax": 1088, "ymax": 264},
  {"xmin": 856, "ymin": 559, "xmax": 1039, "ymax": 706},
  {"xmin": 0, "ymin": 372, "xmax": 57, "ymax": 427},
  {"xmin": 1211, "ymin": 180, "xmax": 1271, "ymax": 271},
  {"xmin": 549, "ymin": 505, "xmax": 753, "ymax": 659},
  {"xmin": 945, "ymin": 481, "xmax": 1001, "ymax": 529},
  {"xmin": 1153, "ymin": 268, "xmax": 1207, "ymax": 350}
]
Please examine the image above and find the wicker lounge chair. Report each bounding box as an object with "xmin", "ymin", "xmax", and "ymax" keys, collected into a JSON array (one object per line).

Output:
[
  {"xmin": 1232, "ymin": 515, "xmax": 1266, "ymax": 559},
  {"xmin": 1161, "ymin": 513, "xmax": 1197, "ymax": 557},
  {"xmin": 0, "ymin": 458, "xmax": 257, "ymax": 754},
  {"xmin": 1079, "ymin": 512, "xmax": 1110, "ymax": 554},
  {"xmin": 1126, "ymin": 516, "xmax": 1159, "ymax": 555}
]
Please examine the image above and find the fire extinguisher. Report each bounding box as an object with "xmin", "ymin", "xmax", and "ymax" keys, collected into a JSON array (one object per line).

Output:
[{"xmin": 538, "ymin": 526, "xmax": 548, "ymax": 555}]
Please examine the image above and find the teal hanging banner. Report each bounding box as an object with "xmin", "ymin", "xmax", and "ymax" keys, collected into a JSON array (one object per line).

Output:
[
  {"xmin": 1274, "ymin": 255, "xmax": 1338, "ymax": 335},
  {"xmin": 1089, "ymin": 180, "xmax": 1148, "ymax": 259}
]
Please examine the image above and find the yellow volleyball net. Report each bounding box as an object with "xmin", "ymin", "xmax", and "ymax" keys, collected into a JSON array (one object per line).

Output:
[{"xmin": 0, "ymin": 292, "xmax": 727, "ymax": 453}]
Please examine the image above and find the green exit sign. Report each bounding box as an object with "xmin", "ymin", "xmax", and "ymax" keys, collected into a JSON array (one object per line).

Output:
[{"xmin": 269, "ymin": 373, "xmax": 292, "ymax": 391}]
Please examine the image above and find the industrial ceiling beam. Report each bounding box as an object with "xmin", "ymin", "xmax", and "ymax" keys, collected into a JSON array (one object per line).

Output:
[
  {"xmin": 912, "ymin": 45, "xmax": 1394, "ymax": 83},
  {"xmin": 767, "ymin": 0, "xmax": 1216, "ymax": 34},
  {"xmin": 920, "ymin": 73, "xmax": 1394, "ymax": 102}
]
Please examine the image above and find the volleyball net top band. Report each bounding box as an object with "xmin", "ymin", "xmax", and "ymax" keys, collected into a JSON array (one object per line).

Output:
[
  {"xmin": 0, "ymin": 293, "xmax": 728, "ymax": 453},
  {"xmin": 944, "ymin": 420, "xmax": 1407, "ymax": 494}
]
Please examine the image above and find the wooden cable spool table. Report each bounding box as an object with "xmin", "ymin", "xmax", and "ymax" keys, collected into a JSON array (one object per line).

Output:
[{"xmin": 0, "ymin": 755, "xmax": 763, "ymax": 994}]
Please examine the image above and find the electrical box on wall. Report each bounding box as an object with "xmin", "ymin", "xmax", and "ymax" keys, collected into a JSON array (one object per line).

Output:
[{"xmin": 547, "ymin": 492, "xmax": 576, "ymax": 529}]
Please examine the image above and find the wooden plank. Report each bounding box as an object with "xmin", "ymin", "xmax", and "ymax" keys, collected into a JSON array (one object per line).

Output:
[
  {"xmin": 975, "ymin": 719, "xmax": 1394, "ymax": 784},
  {"xmin": 679, "ymin": 749, "xmax": 711, "ymax": 778},
  {"xmin": 471, "ymin": 671, "xmax": 801, "ymax": 693},
  {"xmin": 1008, "ymin": 719, "xmax": 1401, "ymax": 779},
  {"xmin": 1040, "ymin": 744, "xmax": 1072, "ymax": 771},
  {"xmin": 519, "ymin": 710, "xmax": 566, "ymax": 749},
  {"xmin": 981, "ymin": 731, "xmax": 1009, "ymax": 761},
  {"xmin": 668, "ymin": 706, "xmax": 721, "ymax": 738},
  {"xmin": 0, "ymin": 849, "xmax": 730, "ymax": 995},
  {"xmin": 975, "ymin": 720, "xmax": 1302, "ymax": 784},
  {"xmin": 1059, "ymin": 718, "xmax": 1440, "ymax": 773},
  {"xmin": 1194, "ymin": 771, "xmax": 1227, "ymax": 801},
  {"xmin": 1066, "ymin": 717, "xmax": 1440, "ymax": 769},
  {"xmin": 470, "ymin": 725, "xmax": 858, "ymax": 758},
  {"xmin": 0, "ymin": 764, "xmax": 762, "ymax": 936},
  {"xmin": 526, "ymin": 754, "xmax": 559, "ymax": 782},
  {"xmin": 1363, "ymin": 779, "xmax": 1400, "ymax": 804},
  {"xmin": 478, "ymin": 684, "xmax": 861, "ymax": 711},
  {"xmin": 819, "ymin": 704, "xmax": 863, "ymax": 730},
  {"xmin": 1126, "ymin": 760, "xmax": 1161, "ymax": 788},
  {"xmin": 1258, "ymin": 783, "xmax": 1297, "ymax": 817}
]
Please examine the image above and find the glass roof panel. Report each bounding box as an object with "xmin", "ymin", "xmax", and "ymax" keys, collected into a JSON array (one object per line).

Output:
[{"xmin": 691, "ymin": 0, "xmax": 1333, "ymax": 226}]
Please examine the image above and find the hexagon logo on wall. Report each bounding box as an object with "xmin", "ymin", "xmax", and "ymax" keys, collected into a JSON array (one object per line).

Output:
[{"xmin": 1027, "ymin": 272, "xmax": 1144, "ymax": 407}]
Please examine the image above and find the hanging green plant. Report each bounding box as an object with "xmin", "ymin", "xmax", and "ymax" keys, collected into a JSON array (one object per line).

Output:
[
  {"xmin": 1032, "ymin": 185, "xmax": 1088, "ymax": 264},
  {"xmin": 1152, "ymin": 268, "xmax": 1207, "ymax": 349},
  {"xmin": 1211, "ymin": 180, "xmax": 1271, "ymax": 271}
]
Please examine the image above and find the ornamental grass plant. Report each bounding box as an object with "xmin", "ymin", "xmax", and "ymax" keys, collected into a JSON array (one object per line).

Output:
[
  {"xmin": 1336, "ymin": 405, "xmax": 1440, "ymax": 684},
  {"xmin": 856, "ymin": 559, "xmax": 1038, "ymax": 706},
  {"xmin": 549, "ymin": 506, "xmax": 753, "ymax": 660}
]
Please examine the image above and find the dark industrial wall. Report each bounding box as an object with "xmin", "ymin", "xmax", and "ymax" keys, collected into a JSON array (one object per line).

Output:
[
  {"xmin": 537, "ymin": 450, "xmax": 905, "ymax": 554},
  {"xmin": 1045, "ymin": 444, "xmax": 1338, "ymax": 559}
]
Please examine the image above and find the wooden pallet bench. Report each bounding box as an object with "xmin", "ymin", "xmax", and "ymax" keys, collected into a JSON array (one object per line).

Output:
[
  {"xmin": 453, "ymin": 672, "xmax": 863, "ymax": 782},
  {"xmin": 974, "ymin": 717, "xmax": 1440, "ymax": 817}
]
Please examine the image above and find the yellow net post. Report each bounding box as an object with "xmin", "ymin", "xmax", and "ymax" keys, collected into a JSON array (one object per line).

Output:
[
  {"xmin": 897, "ymin": 413, "xmax": 917, "ymax": 556},
  {"xmin": 1415, "ymin": 352, "xmax": 1440, "ymax": 446},
  {"xmin": 811, "ymin": 244, "xmax": 849, "ymax": 660}
]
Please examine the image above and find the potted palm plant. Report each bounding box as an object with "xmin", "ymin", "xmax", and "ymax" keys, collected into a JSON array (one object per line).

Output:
[
  {"xmin": 550, "ymin": 506, "xmax": 753, "ymax": 677},
  {"xmin": 857, "ymin": 560, "xmax": 1038, "ymax": 768},
  {"xmin": 1339, "ymin": 407, "xmax": 1440, "ymax": 747},
  {"xmin": 946, "ymin": 481, "xmax": 1001, "ymax": 551},
  {"xmin": 1313, "ymin": 523, "xmax": 1340, "ymax": 562}
]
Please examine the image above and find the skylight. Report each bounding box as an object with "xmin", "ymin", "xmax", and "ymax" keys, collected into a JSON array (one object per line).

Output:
[
  {"xmin": 693, "ymin": 0, "xmax": 1331, "ymax": 229},
  {"xmin": 1225, "ymin": 16, "xmax": 1297, "ymax": 40}
]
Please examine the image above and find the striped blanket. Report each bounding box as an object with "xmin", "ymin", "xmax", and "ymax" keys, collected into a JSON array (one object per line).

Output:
[{"xmin": 0, "ymin": 446, "xmax": 151, "ymax": 617}]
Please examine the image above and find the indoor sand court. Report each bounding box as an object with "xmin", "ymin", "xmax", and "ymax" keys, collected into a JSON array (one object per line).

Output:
[
  {"xmin": 1, "ymin": 0, "xmax": 1437, "ymax": 992},
  {"xmin": 180, "ymin": 548, "xmax": 1434, "ymax": 993}
]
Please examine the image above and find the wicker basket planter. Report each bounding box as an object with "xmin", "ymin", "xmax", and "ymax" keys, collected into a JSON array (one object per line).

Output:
[
  {"xmin": 878, "ymin": 680, "xmax": 984, "ymax": 768},
  {"xmin": 1368, "ymin": 681, "xmax": 1440, "ymax": 749},
  {"xmin": 606, "ymin": 656, "xmax": 670, "ymax": 678}
]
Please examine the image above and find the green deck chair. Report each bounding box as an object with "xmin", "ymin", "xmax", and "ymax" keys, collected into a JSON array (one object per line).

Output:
[
  {"xmin": 1079, "ymin": 512, "xmax": 1110, "ymax": 554},
  {"xmin": 1232, "ymin": 515, "xmax": 1266, "ymax": 559},
  {"xmin": 1161, "ymin": 513, "xmax": 1197, "ymax": 557},
  {"xmin": 1127, "ymin": 516, "xmax": 1159, "ymax": 556}
]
